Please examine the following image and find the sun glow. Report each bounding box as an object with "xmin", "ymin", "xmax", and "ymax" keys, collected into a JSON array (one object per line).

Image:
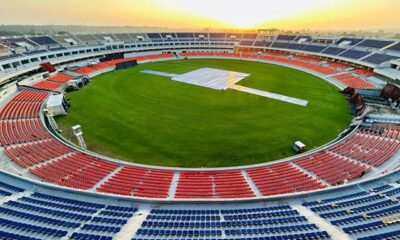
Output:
[
  {"xmin": 0, "ymin": 0, "xmax": 399, "ymax": 30},
  {"xmin": 158, "ymin": 0, "xmax": 328, "ymax": 29}
]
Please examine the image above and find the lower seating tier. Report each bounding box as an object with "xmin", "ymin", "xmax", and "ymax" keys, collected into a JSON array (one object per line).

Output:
[{"xmin": 0, "ymin": 53, "xmax": 396, "ymax": 200}]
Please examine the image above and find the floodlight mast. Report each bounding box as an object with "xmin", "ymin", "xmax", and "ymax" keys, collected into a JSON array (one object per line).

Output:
[{"xmin": 72, "ymin": 125, "xmax": 87, "ymax": 149}]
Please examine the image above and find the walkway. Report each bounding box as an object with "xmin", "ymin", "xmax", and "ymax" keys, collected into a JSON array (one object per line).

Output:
[{"xmin": 292, "ymin": 204, "xmax": 351, "ymax": 240}]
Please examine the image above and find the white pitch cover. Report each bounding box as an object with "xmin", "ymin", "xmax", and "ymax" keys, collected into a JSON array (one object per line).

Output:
[{"xmin": 171, "ymin": 67, "xmax": 249, "ymax": 90}]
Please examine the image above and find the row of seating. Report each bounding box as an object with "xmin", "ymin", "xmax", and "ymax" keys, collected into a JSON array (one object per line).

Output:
[
  {"xmin": 0, "ymin": 179, "xmax": 137, "ymax": 240},
  {"xmin": 359, "ymin": 230, "xmax": 400, "ymax": 240},
  {"xmin": 0, "ymin": 118, "xmax": 51, "ymax": 146},
  {"xmin": 0, "ymin": 100, "xmax": 42, "ymax": 119},
  {"xmin": 0, "ymin": 33, "xmax": 395, "ymax": 51},
  {"xmin": 46, "ymin": 73, "xmax": 73, "ymax": 83},
  {"xmin": 2, "ymin": 171, "xmax": 400, "ymax": 239},
  {"xmin": 302, "ymin": 175, "xmax": 400, "ymax": 239},
  {"xmin": 328, "ymin": 61, "xmax": 350, "ymax": 69},
  {"xmin": 135, "ymin": 204, "xmax": 330, "ymax": 239},
  {"xmin": 175, "ymin": 170, "xmax": 255, "ymax": 199},
  {"xmin": 0, "ymin": 217, "xmax": 68, "ymax": 238},
  {"xmin": 0, "ymin": 180, "xmax": 24, "ymax": 196},
  {"xmin": 247, "ymin": 162, "xmax": 327, "ymax": 196},
  {"xmin": 142, "ymin": 216, "xmax": 308, "ymax": 229},
  {"xmin": 30, "ymin": 153, "xmax": 118, "ymax": 190},
  {"xmin": 97, "ymin": 166, "xmax": 174, "ymax": 198},
  {"xmin": 132, "ymin": 232, "xmax": 330, "ymax": 240},
  {"xmin": 354, "ymin": 68, "xmax": 374, "ymax": 77},
  {"xmin": 295, "ymin": 151, "xmax": 371, "ymax": 185},
  {"xmin": 73, "ymin": 53, "xmax": 175, "ymax": 75},
  {"xmin": 5, "ymin": 139, "xmax": 72, "ymax": 167},
  {"xmin": 333, "ymin": 73, "xmax": 375, "ymax": 89},
  {"xmin": 329, "ymin": 128, "xmax": 400, "ymax": 166},
  {"xmin": 32, "ymin": 80, "xmax": 64, "ymax": 91},
  {"xmin": 224, "ymin": 224, "xmax": 318, "ymax": 235},
  {"xmin": 10, "ymin": 90, "xmax": 49, "ymax": 102}
]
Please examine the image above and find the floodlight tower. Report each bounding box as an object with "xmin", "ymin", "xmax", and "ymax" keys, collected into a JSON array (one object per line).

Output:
[
  {"xmin": 72, "ymin": 125, "xmax": 87, "ymax": 149},
  {"xmin": 43, "ymin": 109, "xmax": 60, "ymax": 132}
]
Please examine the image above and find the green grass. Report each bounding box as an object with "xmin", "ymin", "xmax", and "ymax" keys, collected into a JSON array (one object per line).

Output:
[{"xmin": 56, "ymin": 59, "xmax": 352, "ymax": 168}]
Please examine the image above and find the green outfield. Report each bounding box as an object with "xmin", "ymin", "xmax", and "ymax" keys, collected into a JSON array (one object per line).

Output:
[{"xmin": 56, "ymin": 59, "xmax": 352, "ymax": 167}]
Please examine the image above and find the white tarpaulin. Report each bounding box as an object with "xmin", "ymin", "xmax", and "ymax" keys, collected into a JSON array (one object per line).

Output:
[{"xmin": 171, "ymin": 67, "xmax": 249, "ymax": 90}]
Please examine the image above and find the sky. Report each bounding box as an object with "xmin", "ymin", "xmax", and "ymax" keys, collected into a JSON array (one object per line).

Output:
[{"xmin": 1, "ymin": 0, "xmax": 400, "ymax": 30}]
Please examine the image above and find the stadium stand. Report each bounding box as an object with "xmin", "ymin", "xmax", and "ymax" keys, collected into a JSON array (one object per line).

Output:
[
  {"xmin": 24, "ymin": 49, "xmax": 49, "ymax": 55},
  {"xmin": 286, "ymin": 43, "xmax": 304, "ymax": 50},
  {"xmin": 242, "ymin": 33, "xmax": 257, "ymax": 40},
  {"xmin": 75, "ymin": 34, "xmax": 100, "ymax": 45},
  {"xmin": 302, "ymin": 44, "xmax": 327, "ymax": 53},
  {"xmin": 294, "ymin": 35, "xmax": 312, "ymax": 42},
  {"xmin": 328, "ymin": 61, "xmax": 350, "ymax": 69},
  {"xmin": 47, "ymin": 73, "xmax": 73, "ymax": 83},
  {"xmin": 1, "ymin": 168, "xmax": 400, "ymax": 239},
  {"xmin": 0, "ymin": 44, "xmax": 10, "ymax": 57},
  {"xmin": 0, "ymin": 173, "xmax": 136, "ymax": 240},
  {"xmin": 295, "ymin": 151, "xmax": 371, "ymax": 186},
  {"xmin": 387, "ymin": 42, "xmax": 400, "ymax": 52},
  {"xmin": 160, "ymin": 32, "xmax": 178, "ymax": 41},
  {"xmin": 32, "ymin": 80, "xmax": 64, "ymax": 90},
  {"xmin": 97, "ymin": 166, "xmax": 174, "ymax": 198},
  {"xmin": 328, "ymin": 128, "xmax": 400, "ymax": 166},
  {"xmin": 175, "ymin": 171, "xmax": 255, "ymax": 199},
  {"xmin": 0, "ymin": 118, "xmax": 51, "ymax": 145},
  {"xmin": 357, "ymin": 39, "xmax": 394, "ymax": 49},
  {"xmin": 192, "ymin": 32, "xmax": 208, "ymax": 41},
  {"xmin": 134, "ymin": 206, "xmax": 328, "ymax": 239},
  {"xmin": 336, "ymin": 38, "xmax": 364, "ymax": 46},
  {"xmin": 271, "ymin": 42, "xmax": 289, "ymax": 49},
  {"xmin": 253, "ymin": 40, "xmax": 270, "ymax": 47},
  {"xmin": 73, "ymin": 66, "xmax": 97, "ymax": 75},
  {"xmin": 3, "ymin": 37, "xmax": 38, "ymax": 49},
  {"xmin": 1, "ymin": 31, "xmax": 400, "ymax": 240},
  {"xmin": 277, "ymin": 35, "xmax": 297, "ymax": 41},
  {"xmin": 50, "ymin": 34, "xmax": 83, "ymax": 47},
  {"xmin": 247, "ymin": 162, "xmax": 327, "ymax": 196},
  {"xmin": 176, "ymin": 32, "xmax": 195, "ymax": 41},
  {"xmin": 239, "ymin": 40, "xmax": 255, "ymax": 46},
  {"xmin": 333, "ymin": 73, "xmax": 375, "ymax": 89},
  {"xmin": 209, "ymin": 33, "xmax": 226, "ymax": 41},
  {"xmin": 114, "ymin": 33, "xmax": 134, "ymax": 42},
  {"xmin": 5, "ymin": 139, "xmax": 72, "ymax": 167},
  {"xmin": 147, "ymin": 33, "xmax": 163, "ymax": 42},
  {"xmin": 94, "ymin": 34, "xmax": 117, "ymax": 43},
  {"xmin": 226, "ymin": 33, "xmax": 242, "ymax": 41},
  {"xmin": 303, "ymin": 173, "xmax": 400, "ymax": 240},
  {"xmin": 0, "ymin": 101, "xmax": 42, "ymax": 119},
  {"xmin": 28, "ymin": 36, "xmax": 60, "ymax": 47},
  {"xmin": 339, "ymin": 49, "xmax": 371, "ymax": 60},
  {"xmin": 353, "ymin": 68, "xmax": 374, "ymax": 77},
  {"xmin": 363, "ymin": 53, "xmax": 399, "ymax": 64},
  {"xmin": 321, "ymin": 47, "xmax": 347, "ymax": 55},
  {"xmin": 31, "ymin": 153, "xmax": 118, "ymax": 190}
]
